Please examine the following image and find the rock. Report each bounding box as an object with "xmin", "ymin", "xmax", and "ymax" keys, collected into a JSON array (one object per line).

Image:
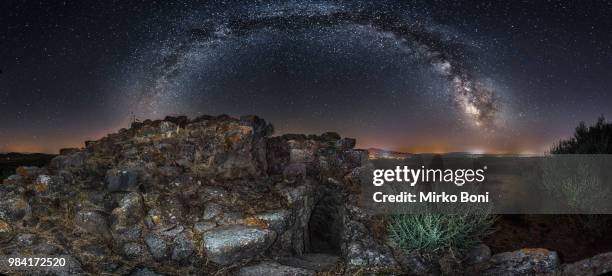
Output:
[
  {"xmin": 34, "ymin": 174, "xmax": 54, "ymax": 195},
  {"xmin": 0, "ymin": 196, "xmax": 31, "ymax": 222},
  {"xmin": 50, "ymin": 152, "xmax": 86, "ymax": 171},
  {"xmin": 464, "ymin": 243, "xmax": 492, "ymax": 265},
  {"xmin": 0, "ymin": 219, "xmax": 12, "ymax": 243},
  {"xmin": 475, "ymin": 248, "xmax": 560, "ymax": 275},
  {"xmin": 106, "ymin": 169, "xmax": 140, "ymax": 192},
  {"xmin": 15, "ymin": 233, "xmax": 36, "ymax": 246},
  {"xmin": 74, "ymin": 209, "xmax": 111, "ymax": 240},
  {"xmin": 336, "ymin": 138, "xmax": 356, "ymax": 150},
  {"xmin": 561, "ymin": 252, "xmax": 612, "ymax": 276},
  {"xmin": 144, "ymin": 196, "xmax": 185, "ymax": 230},
  {"xmin": 193, "ymin": 221, "xmax": 216, "ymax": 234},
  {"xmin": 202, "ymin": 202, "xmax": 224, "ymax": 220},
  {"xmin": 33, "ymin": 240, "xmax": 63, "ymax": 254},
  {"xmin": 439, "ymin": 251, "xmax": 462, "ymax": 275},
  {"xmin": 123, "ymin": 242, "xmax": 146, "ymax": 259},
  {"xmin": 171, "ymin": 232, "xmax": 196, "ymax": 262},
  {"xmin": 200, "ymin": 186, "xmax": 228, "ymax": 201},
  {"xmin": 111, "ymin": 192, "xmax": 145, "ymax": 226},
  {"xmin": 394, "ymin": 250, "xmax": 437, "ymax": 275},
  {"xmin": 279, "ymin": 253, "xmax": 339, "ymax": 272},
  {"xmin": 216, "ymin": 211, "xmax": 246, "ymax": 225},
  {"xmin": 283, "ymin": 163, "xmax": 307, "ymax": 179},
  {"xmin": 145, "ymin": 233, "xmax": 168, "ymax": 260},
  {"xmin": 201, "ymin": 225, "xmax": 276, "ymax": 265},
  {"xmin": 253, "ymin": 209, "xmax": 292, "ymax": 233},
  {"xmin": 112, "ymin": 224, "xmax": 143, "ymax": 244},
  {"xmin": 238, "ymin": 261, "xmax": 315, "ymax": 276},
  {"xmin": 342, "ymin": 220, "xmax": 399, "ymax": 271}
]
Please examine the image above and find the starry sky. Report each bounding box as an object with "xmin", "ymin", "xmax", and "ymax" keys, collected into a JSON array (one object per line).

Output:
[{"xmin": 1, "ymin": 0, "xmax": 611, "ymax": 154}]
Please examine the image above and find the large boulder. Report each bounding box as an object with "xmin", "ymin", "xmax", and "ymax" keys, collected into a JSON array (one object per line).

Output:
[
  {"xmin": 201, "ymin": 225, "xmax": 276, "ymax": 265},
  {"xmin": 469, "ymin": 248, "xmax": 560, "ymax": 275}
]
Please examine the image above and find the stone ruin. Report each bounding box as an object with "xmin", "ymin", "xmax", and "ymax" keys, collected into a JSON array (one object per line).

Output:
[{"xmin": 0, "ymin": 115, "xmax": 397, "ymax": 275}]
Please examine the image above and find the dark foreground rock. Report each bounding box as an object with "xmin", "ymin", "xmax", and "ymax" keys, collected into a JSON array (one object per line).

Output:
[{"xmin": 561, "ymin": 252, "xmax": 612, "ymax": 276}]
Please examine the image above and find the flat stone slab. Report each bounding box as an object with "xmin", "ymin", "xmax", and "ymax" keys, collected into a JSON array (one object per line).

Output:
[
  {"xmin": 279, "ymin": 253, "xmax": 339, "ymax": 272},
  {"xmin": 238, "ymin": 261, "xmax": 315, "ymax": 276},
  {"xmin": 201, "ymin": 225, "xmax": 276, "ymax": 265}
]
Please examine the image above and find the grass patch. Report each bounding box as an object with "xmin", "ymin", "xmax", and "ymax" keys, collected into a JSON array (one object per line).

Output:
[{"xmin": 387, "ymin": 213, "xmax": 495, "ymax": 254}]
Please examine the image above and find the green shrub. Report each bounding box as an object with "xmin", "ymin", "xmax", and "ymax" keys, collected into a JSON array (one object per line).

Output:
[{"xmin": 387, "ymin": 213, "xmax": 495, "ymax": 254}]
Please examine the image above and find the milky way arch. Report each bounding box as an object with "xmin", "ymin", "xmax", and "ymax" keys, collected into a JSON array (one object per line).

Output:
[{"xmin": 141, "ymin": 3, "xmax": 500, "ymax": 128}]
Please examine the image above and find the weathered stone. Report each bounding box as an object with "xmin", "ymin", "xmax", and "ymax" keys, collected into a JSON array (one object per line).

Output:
[
  {"xmin": 464, "ymin": 243, "xmax": 492, "ymax": 265},
  {"xmin": 105, "ymin": 169, "xmax": 139, "ymax": 192},
  {"xmin": 392, "ymin": 249, "xmax": 437, "ymax": 275},
  {"xmin": 112, "ymin": 192, "xmax": 145, "ymax": 226},
  {"xmin": 193, "ymin": 221, "xmax": 216, "ymax": 234},
  {"xmin": 238, "ymin": 261, "xmax": 315, "ymax": 276},
  {"xmin": 74, "ymin": 209, "xmax": 111, "ymax": 240},
  {"xmin": 439, "ymin": 251, "xmax": 462, "ymax": 275},
  {"xmin": 112, "ymin": 224, "xmax": 143, "ymax": 244},
  {"xmin": 171, "ymin": 232, "xmax": 196, "ymax": 262},
  {"xmin": 0, "ymin": 219, "xmax": 12, "ymax": 243},
  {"xmin": 216, "ymin": 211, "xmax": 246, "ymax": 226},
  {"xmin": 254, "ymin": 209, "xmax": 292, "ymax": 233},
  {"xmin": 15, "ymin": 233, "xmax": 36, "ymax": 246},
  {"xmin": 202, "ymin": 225, "xmax": 276, "ymax": 265},
  {"xmin": 561, "ymin": 252, "xmax": 612, "ymax": 276},
  {"xmin": 145, "ymin": 233, "xmax": 168, "ymax": 260},
  {"xmin": 202, "ymin": 202, "xmax": 224, "ymax": 220},
  {"xmin": 50, "ymin": 152, "xmax": 86, "ymax": 171},
  {"xmin": 123, "ymin": 242, "xmax": 146, "ymax": 259},
  {"xmin": 283, "ymin": 163, "xmax": 307, "ymax": 179},
  {"xmin": 33, "ymin": 174, "xmax": 54, "ymax": 195},
  {"xmin": 0, "ymin": 196, "xmax": 31, "ymax": 222},
  {"xmin": 477, "ymin": 248, "xmax": 560, "ymax": 275}
]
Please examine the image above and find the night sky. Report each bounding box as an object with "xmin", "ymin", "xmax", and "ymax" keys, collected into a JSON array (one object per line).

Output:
[{"xmin": 1, "ymin": 1, "xmax": 611, "ymax": 154}]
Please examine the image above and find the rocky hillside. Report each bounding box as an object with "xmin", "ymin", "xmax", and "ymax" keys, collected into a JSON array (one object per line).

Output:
[
  {"xmin": 1, "ymin": 114, "xmax": 611, "ymax": 275},
  {"xmin": 0, "ymin": 115, "xmax": 397, "ymax": 275}
]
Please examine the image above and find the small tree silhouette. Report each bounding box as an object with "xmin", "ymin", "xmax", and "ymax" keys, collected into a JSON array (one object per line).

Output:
[{"xmin": 551, "ymin": 116, "xmax": 612, "ymax": 154}]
